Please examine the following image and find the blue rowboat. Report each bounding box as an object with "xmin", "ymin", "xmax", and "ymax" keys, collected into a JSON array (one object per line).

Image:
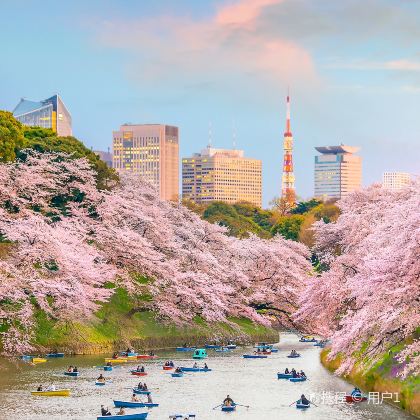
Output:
[
  {"xmin": 64, "ymin": 371, "xmax": 79, "ymax": 377},
  {"xmin": 205, "ymin": 344, "xmax": 221, "ymax": 349},
  {"xmin": 46, "ymin": 353, "xmax": 64, "ymax": 358},
  {"xmin": 289, "ymin": 377, "xmax": 307, "ymax": 382},
  {"xmin": 287, "ymin": 354, "xmax": 301, "ymax": 358},
  {"xmin": 277, "ymin": 373, "xmax": 293, "ymax": 379},
  {"xmin": 192, "ymin": 349, "xmax": 207, "ymax": 359},
  {"xmin": 176, "ymin": 347, "xmax": 196, "ymax": 352},
  {"xmin": 226, "ymin": 344, "xmax": 236, "ymax": 349},
  {"xmin": 171, "ymin": 372, "xmax": 184, "ymax": 377},
  {"xmin": 299, "ymin": 338, "xmax": 316, "ymax": 343},
  {"xmin": 95, "ymin": 381, "xmax": 106, "ymax": 386},
  {"xmin": 113, "ymin": 401, "xmax": 159, "ymax": 408},
  {"xmin": 270, "ymin": 348, "xmax": 279, "ymax": 353},
  {"xmin": 296, "ymin": 402, "xmax": 310, "ymax": 409},
  {"xmin": 215, "ymin": 347, "xmax": 231, "ymax": 353},
  {"xmin": 103, "ymin": 366, "xmax": 113, "ymax": 371},
  {"xmin": 221, "ymin": 404, "xmax": 236, "ymax": 412},
  {"xmin": 97, "ymin": 413, "xmax": 148, "ymax": 420},
  {"xmin": 132, "ymin": 388, "xmax": 151, "ymax": 395},
  {"xmin": 180, "ymin": 367, "xmax": 212, "ymax": 372},
  {"xmin": 20, "ymin": 355, "xmax": 35, "ymax": 360},
  {"xmin": 243, "ymin": 354, "xmax": 267, "ymax": 359},
  {"xmin": 169, "ymin": 415, "xmax": 196, "ymax": 419},
  {"xmin": 120, "ymin": 352, "xmax": 138, "ymax": 357}
]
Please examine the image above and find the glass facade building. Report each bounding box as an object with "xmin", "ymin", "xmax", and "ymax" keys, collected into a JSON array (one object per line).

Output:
[
  {"xmin": 314, "ymin": 145, "xmax": 362, "ymax": 200},
  {"xmin": 13, "ymin": 94, "xmax": 72, "ymax": 136},
  {"xmin": 113, "ymin": 124, "xmax": 179, "ymax": 201},
  {"xmin": 182, "ymin": 147, "xmax": 262, "ymax": 207}
]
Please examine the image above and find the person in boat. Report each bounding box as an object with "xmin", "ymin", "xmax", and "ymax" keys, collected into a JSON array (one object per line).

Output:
[
  {"xmin": 285, "ymin": 368, "xmax": 290, "ymax": 374},
  {"xmin": 143, "ymin": 383, "xmax": 148, "ymax": 390},
  {"xmin": 117, "ymin": 407, "xmax": 126, "ymax": 415},
  {"xmin": 126, "ymin": 347, "xmax": 131, "ymax": 354},
  {"xmin": 204, "ymin": 363, "xmax": 208, "ymax": 369},
  {"xmin": 37, "ymin": 385, "xmax": 43, "ymax": 391},
  {"xmin": 223, "ymin": 395, "xmax": 234, "ymax": 407},
  {"xmin": 131, "ymin": 393, "xmax": 139, "ymax": 402},
  {"xmin": 292, "ymin": 370, "xmax": 298, "ymax": 378},
  {"xmin": 97, "ymin": 374, "xmax": 105, "ymax": 383},
  {"xmin": 299, "ymin": 370, "xmax": 306, "ymax": 378},
  {"xmin": 140, "ymin": 365, "xmax": 145, "ymax": 372},
  {"xmin": 112, "ymin": 352, "xmax": 118, "ymax": 359},
  {"xmin": 299, "ymin": 394, "xmax": 310, "ymax": 406},
  {"xmin": 175, "ymin": 367, "xmax": 182, "ymax": 373},
  {"xmin": 67, "ymin": 366, "xmax": 73, "ymax": 372},
  {"xmin": 170, "ymin": 361, "xmax": 174, "ymax": 367},
  {"xmin": 193, "ymin": 362, "xmax": 198, "ymax": 368},
  {"xmin": 46, "ymin": 384, "xmax": 56, "ymax": 391},
  {"xmin": 351, "ymin": 387, "xmax": 362, "ymax": 397},
  {"xmin": 101, "ymin": 405, "xmax": 112, "ymax": 416},
  {"xmin": 73, "ymin": 366, "xmax": 78, "ymax": 373},
  {"xmin": 291, "ymin": 368, "xmax": 296, "ymax": 376},
  {"xmin": 106, "ymin": 361, "xmax": 112, "ymax": 367},
  {"xmin": 136, "ymin": 365, "xmax": 141, "ymax": 372},
  {"xmin": 137, "ymin": 382, "xmax": 143, "ymax": 390},
  {"xmin": 147, "ymin": 393, "xmax": 153, "ymax": 404}
]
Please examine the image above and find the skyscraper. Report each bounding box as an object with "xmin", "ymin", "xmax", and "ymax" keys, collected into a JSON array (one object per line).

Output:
[
  {"xmin": 382, "ymin": 172, "xmax": 411, "ymax": 190},
  {"xmin": 182, "ymin": 146, "xmax": 262, "ymax": 207},
  {"xmin": 13, "ymin": 94, "xmax": 72, "ymax": 136},
  {"xmin": 314, "ymin": 145, "xmax": 362, "ymax": 200},
  {"xmin": 112, "ymin": 124, "xmax": 179, "ymax": 201},
  {"xmin": 281, "ymin": 94, "xmax": 295, "ymax": 205}
]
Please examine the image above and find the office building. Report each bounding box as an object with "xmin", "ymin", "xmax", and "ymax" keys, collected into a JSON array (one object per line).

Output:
[
  {"xmin": 281, "ymin": 94, "xmax": 295, "ymax": 205},
  {"xmin": 182, "ymin": 147, "xmax": 262, "ymax": 207},
  {"xmin": 314, "ymin": 145, "xmax": 362, "ymax": 200},
  {"xmin": 382, "ymin": 172, "xmax": 411, "ymax": 190},
  {"xmin": 113, "ymin": 124, "xmax": 179, "ymax": 201},
  {"xmin": 13, "ymin": 94, "xmax": 72, "ymax": 136}
]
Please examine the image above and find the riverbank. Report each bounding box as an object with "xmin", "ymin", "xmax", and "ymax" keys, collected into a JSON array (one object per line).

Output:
[
  {"xmin": 20, "ymin": 288, "xmax": 278, "ymax": 355},
  {"xmin": 320, "ymin": 348, "xmax": 420, "ymax": 417}
]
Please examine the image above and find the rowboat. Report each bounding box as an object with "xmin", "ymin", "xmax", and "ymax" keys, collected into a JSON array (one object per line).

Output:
[
  {"xmin": 103, "ymin": 366, "xmax": 113, "ymax": 371},
  {"xmin": 136, "ymin": 355, "xmax": 158, "ymax": 360},
  {"xmin": 277, "ymin": 373, "xmax": 293, "ymax": 379},
  {"xmin": 105, "ymin": 358, "xmax": 127, "ymax": 364},
  {"xmin": 344, "ymin": 394, "xmax": 367, "ymax": 403},
  {"xmin": 215, "ymin": 347, "xmax": 231, "ymax": 353},
  {"xmin": 289, "ymin": 377, "xmax": 307, "ymax": 382},
  {"xmin": 95, "ymin": 381, "xmax": 107, "ymax": 386},
  {"xmin": 31, "ymin": 389, "xmax": 70, "ymax": 397},
  {"xmin": 169, "ymin": 415, "xmax": 196, "ymax": 419},
  {"xmin": 132, "ymin": 388, "xmax": 151, "ymax": 395},
  {"xmin": 171, "ymin": 372, "xmax": 184, "ymax": 377},
  {"xmin": 120, "ymin": 352, "xmax": 138, "ymax": 357},
  {"xmin": 130, "ymin": 370, "xmax": 148, "ymax": 376},
  {"xmin": 296, "ymin": 402, "xmax": 310, "ymax": 409},
  {"xmin": 97, "ymin": 413, "xmax": 148, "ymax": 420},
  {"xmin": 163, "ymin": 365, "xmax": 174, "ymax": 370},
  {"xmin": 64, "ymin": 371, "xmax": 79, "ymax": 377},
  {"xmin": 21, "ymin": 355, "xmax": 35, "ymax": 360},
  {"xmin": 299, "ymin": 336, "xmax": 316, "ymax": 343},
  {"xmin": 270, "ymin": 348, "xmax": 279, "ymax": 353},
  {"xmin": 226, "ymin": 344, "xmax": 237, "ymax": 349},
  {"xmin": 114, "ymin": 401, "xmax": 159, "ymax": 408},
  {"xmin": 221, "ymin": 404, "xmax": 236, "ymax": 412},
  {"xmin": 243, "ymin": 354, "xmax": 267, "ymax": 359},
  {"xmin": 205, "ymin": 344, "xmax": 221, "ymax": 349},
  {"xmin": 287, "ymin": 354, "xmax": 301, "ymax": 358},
  {"xmin": 176, "ymin": 347, "xmax": 196, "ymax": 352},
  {"xmin": 192, "ymin": 349, "xmax": 207, "ymax": 359},
  {"xmin": 46, "ymin": 353, "xmax": 64, "ymax": 358},
  {"xmin": 32, "ymin": 358, "xmax": 47, "ymax": 364},
  {"xmin": 180, "ymin": 367, "xmax": 212, "ymax": 372}
]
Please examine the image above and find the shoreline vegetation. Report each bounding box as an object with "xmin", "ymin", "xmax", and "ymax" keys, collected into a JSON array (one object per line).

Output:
[
  {"xmin": 25, "ymin": 288, "xmax": 278, "ymax": 355},
  {"xmin": 320, "ymin": 348, "xmax": 420, "ymax": 417}
]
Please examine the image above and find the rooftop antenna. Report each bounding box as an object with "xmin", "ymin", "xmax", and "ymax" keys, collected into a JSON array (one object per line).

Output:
[{"xmin": 208, "ymin": 121, "xmax": 212, "ymax": 148}]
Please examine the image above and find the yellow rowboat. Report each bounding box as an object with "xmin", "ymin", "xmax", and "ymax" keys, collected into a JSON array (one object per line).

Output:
[
  {"xmin": 32, "ymin": 358, "xmax": 47, "ymax": 364},
  {"xmin": 104, "ymin": 358, "xmax": 127, "ymax": 364},
  {"xmin": 31, "ymin": 389, "xmax": 70, "ymax": 397}
]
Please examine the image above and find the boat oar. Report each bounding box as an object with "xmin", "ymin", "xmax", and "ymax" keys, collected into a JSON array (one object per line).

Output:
[
  {"xmin": 235, "ymin": 404, "xmax": 250, "ymax": 408},
  {"xmin": 212, "ymin": 404, "xmax": 222, "ymax": 410},
  {"xmin": 308, "ymin": 400, "xmax": 318, "ymax": 407},
  {"xmin": 288, "ymin": 400, "xmax": 298, "ymax": 406}
]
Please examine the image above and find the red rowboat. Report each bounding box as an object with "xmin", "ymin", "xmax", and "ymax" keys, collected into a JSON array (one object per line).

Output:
[
  {"xmin": 163, "ymin": 366, "xmax": 173, "ymax": 370},
  {"xmin": 344, "ymin": 395, "xmax": 367, "ymax": 403},
  {"xmin": 137, "ymin": 355, "xmax": 158, "ymax": 360},
  {"xmin": 130, "ymin": 371, "xmax": 148, "ymax": 376}
]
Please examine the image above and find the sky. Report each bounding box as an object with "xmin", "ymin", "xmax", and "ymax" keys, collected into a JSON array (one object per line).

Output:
[{"xmin": 1, "ymin": 0, "xmax": 419, "ymax": 205}]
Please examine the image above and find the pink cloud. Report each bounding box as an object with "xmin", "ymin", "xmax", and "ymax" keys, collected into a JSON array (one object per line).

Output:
[{"xmin": 95, "ymin": 0, "xmax": 319, "ymax": 92}]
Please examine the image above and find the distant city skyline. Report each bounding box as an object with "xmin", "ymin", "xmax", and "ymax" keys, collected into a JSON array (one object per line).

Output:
[{"xmin": 1, "ymin": 1, "xmax": 419, "ymax": 205}]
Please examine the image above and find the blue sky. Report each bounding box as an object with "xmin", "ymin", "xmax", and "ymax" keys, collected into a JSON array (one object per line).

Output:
[{"xmin": 1, "ymin": 0, "xmax": 419, "ymax": 205}]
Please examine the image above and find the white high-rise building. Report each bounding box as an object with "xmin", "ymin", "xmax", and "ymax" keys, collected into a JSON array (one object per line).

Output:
[
  {"xmin": 382, "ymin": 172, "xmax": 411, "ymax": 190},
  {"xmin": 314, "ymin": 145, "xmax": 362, "ymax": 200}
]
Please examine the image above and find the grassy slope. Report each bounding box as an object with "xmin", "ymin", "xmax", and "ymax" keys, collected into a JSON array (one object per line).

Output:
[
  {"xmin": 321, "ymin": 343, "xmax": 420, "ymax": 417},
  {"xmin": 32, "ymin": 288, "xmax": 278, "ymax": 354}
]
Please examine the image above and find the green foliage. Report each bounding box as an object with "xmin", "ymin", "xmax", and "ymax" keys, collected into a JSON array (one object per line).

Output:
[
  {"xmin": 271, "ymin": 215, "xmax": 304, "ymax": 241},
  {"xmin": 0, "ymin": 111, "xmax": 24, "ymax": 162},
  {"xmin": 18, "ymin": 126, "xmax": 118, "ymax": 190},
  {"xmin": 291, "ymin": 198, "xmax": 322, "ymax": 215}
]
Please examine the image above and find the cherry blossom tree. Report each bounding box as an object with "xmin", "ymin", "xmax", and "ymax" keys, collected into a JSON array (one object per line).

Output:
[{"xmin": 295, "ymin": 181, "xmax": 420, "ymax": 377}]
